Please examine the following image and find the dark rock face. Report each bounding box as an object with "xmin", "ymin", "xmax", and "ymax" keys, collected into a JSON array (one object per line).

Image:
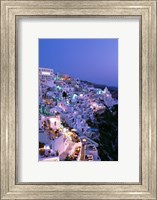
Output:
[
  {"xmin": 87, "ymin": 104, "xmax": 118, "ymax": 161},
  {"xmin": 108, "ymin": 87, "xmax": 118, "ymax": 100}
]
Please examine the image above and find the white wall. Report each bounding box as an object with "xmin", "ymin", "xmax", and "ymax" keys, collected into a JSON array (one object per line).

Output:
[{"xmin": 53, "ymin": 135, "xmax": 64, "ymax": 155}]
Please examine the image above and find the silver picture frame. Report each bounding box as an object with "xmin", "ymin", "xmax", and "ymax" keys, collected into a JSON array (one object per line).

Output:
[{"xmin": 0, "ymin": 0, "xmax": 156, "ymax": 199}]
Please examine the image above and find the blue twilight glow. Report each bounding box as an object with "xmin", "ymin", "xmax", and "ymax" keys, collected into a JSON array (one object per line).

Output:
[{"xmin": 39, "ymin": 39, "xmax": 118, "ymax": 87}]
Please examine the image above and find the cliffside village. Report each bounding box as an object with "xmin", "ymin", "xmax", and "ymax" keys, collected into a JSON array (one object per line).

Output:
[{"xmin": 39, "ymin": 67, "xmax": 118, "ymax": 161}]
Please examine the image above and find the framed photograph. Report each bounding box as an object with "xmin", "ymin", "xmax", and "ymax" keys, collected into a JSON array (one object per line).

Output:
[
  {"xmin": 38, "ymin": 38, "xmax": 118, "ymax": 162},
  {"xmin": 1, "ymin": 0, "xmax": 156, "ymax": 199}
]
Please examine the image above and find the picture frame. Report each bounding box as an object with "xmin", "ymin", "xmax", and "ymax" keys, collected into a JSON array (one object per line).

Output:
[{"xmin": 0, "ymin": 0, "xmax": 156, "ymax": 199}]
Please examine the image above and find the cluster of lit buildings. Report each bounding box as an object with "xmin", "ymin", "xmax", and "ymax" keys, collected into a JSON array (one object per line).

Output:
[{"xmin": 39, "ymin": 67, "xmax": 117, "ymax": 161}]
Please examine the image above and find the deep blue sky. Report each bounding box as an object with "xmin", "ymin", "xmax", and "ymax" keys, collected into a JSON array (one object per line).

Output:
[{"xmin": 39, "ymin": 39, "xmax": 118, "ymax": 87}]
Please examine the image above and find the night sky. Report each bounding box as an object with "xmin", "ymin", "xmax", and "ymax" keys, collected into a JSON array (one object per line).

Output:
[{"xmin": 39, "ymin": 39, "xmax": 118, "ymax": 87}]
